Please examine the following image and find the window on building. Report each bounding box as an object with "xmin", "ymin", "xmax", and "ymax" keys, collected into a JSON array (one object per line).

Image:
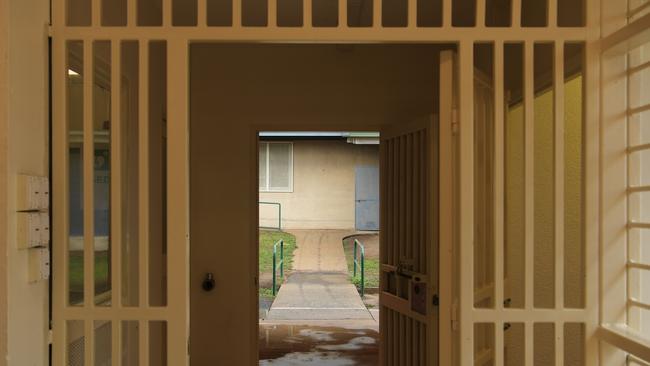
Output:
[{"xmin": 259, "ymin": 142, "xmax": 293, "ymax": 192}]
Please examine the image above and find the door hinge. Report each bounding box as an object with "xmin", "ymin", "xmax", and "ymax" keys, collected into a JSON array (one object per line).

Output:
[
  {"xmin": 47, "ymin": 329, "xmax": 53, "ymax": 345},
  {"xmin": 452, "ymin": 110, "xmax": 460, "ymax": 136},
  {"xmin": 451, "ymin": 299, "xmax": 459, "ymax": 331},
  {"xmin": 187, "ymin": 336, "xmax": 190, "ymax": 355}
]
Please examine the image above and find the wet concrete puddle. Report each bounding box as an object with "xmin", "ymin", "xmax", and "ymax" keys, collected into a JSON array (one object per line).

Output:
[{"xmin": 259, "ymin": 324, "xmax": 379, "ymax": 365}]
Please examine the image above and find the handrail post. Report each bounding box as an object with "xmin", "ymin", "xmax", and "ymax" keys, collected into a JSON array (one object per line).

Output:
[
  {"xmin": 272, "ymin": 244, "xmax": 277, "ymax": 295},
  {"xmin": 353, "ymin": 240, "xmax": 358, "ymax": 277},
  {"xmin": 360, "ymin": 243, "xmax": 365, "ymax": 297},
  {"xmin": 280, "ymin": 239, "xmax": 284, "ymax": 278}
]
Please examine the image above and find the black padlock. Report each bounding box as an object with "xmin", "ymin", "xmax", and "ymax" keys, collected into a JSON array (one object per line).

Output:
[{"xmin": 202, "ymin": 272, "xmax": 215, "ymax": 292}]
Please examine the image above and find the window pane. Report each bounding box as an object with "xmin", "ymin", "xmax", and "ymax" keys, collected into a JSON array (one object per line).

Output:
[
  {"xmin": 67, "ymin": 0, "xmax": 91, "ymax": 26},
  {"xmin": 67, "ymin": 320, "xmax": 85, "ymax": 365},
  {"xmin": 102, "ymin": 0, "xmax": 127, "ymax": 26},
  {"xmin": 150, "ymin": 321, "xmax": 168, "ymax": 365},
  {"xmin": 504, "ymin": 43, "xmax": 525, "ymax": 309},
  {"xmin": 68, "ymin": 40, "xmax": 85, "ymax": 306},
  {"xmin": 121, "ymin": 321, "xmax": 139, "ymax": 365},
  {"xmin": 474, "ymin": 43, "xmax": 495, "ymax": 309},
  {"xmin": 121, "ymin": 41, "xmax": 140, "ymax": 307},
  {"xmin": 149, "ymin": 41, "xmax": 168, "ymax": 307},
  {"xmin": 534, "ymin": 323, "xmax": 555, "ymax": 366},
  {"xmin": 259, "ymin": 143, "xmax": 267, "ymax": 190},
  {"xmin": 138, "ymin": 0, "xmax": 163, "ymax": 26},
  {"xmin": 269, "ymin": 143, "xmax": 291, "ymax": 191},
  {"xmin": 564, "ymin": 323, "xmax": 585, "ymax": 366},
  {"xmin": 93, "ymin": 41, "xmax": 112, "ymax": 306},
  {"xmin": 474, "ymin": 323, "xmax": 495, "ymax": 365},
  {"xmin": 533, "ymin": 43, "xmax": 555, "ymax": 309},
  {"xmin": 564, "ymin": 43, "xmax": 585, "ymax": 309},
  {"xmin": 522, "ymin": 0, "xmax": 547, "ymax": 27},
  {"xmin": 505, "ymin": 323, "xmax": 525, "ymax": 365},
  {"xmin": 94, "ymin": 321, "xmax": 112, "ymax": 365}
]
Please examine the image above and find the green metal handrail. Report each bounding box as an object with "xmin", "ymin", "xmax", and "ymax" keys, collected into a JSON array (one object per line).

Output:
[
  {"xmin": 272, "ymin": 239, "xmax": 284, "ymax": 296},
  {"xmin": 352, "ymin": 239, "xmax": 365, "ymax": 296},
  {"xmin": 259, "ymin": 201, "xmax": 282, "ymax": 231}
]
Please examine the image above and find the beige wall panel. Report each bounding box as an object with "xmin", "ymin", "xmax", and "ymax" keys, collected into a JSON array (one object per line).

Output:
[
  {"xmin": 5, "ymin": 0, "xmax": 51, "ymax": 365},
  {"xmin": 259, "ymin": 140, "xmax": 379, "ymax": 230},
  {"xmin": 190, "ymin": 43, "xmax": 439, "ymax": 363}
]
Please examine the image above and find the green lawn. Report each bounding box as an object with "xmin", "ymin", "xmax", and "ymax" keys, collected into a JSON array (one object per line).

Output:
[
  {"xmin": 259, "ymin": 230, "xmax": 297, "ymax": 297},
  {"xmin": 69, "ymin": 251, "xmax": 110, "ymax": 304},
  {"xmin": 343, "ymin": 239, "xmax": 379, "ymax": 290}
]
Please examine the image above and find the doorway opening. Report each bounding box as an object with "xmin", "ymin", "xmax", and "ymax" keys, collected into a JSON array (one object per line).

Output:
[
  {"xmin": 257, "ymin": 131, "xmax": 381, "ymax": 364},
  {"xmin": 189, "ymin": 43, "xmax": 453, "ymax": 365}
]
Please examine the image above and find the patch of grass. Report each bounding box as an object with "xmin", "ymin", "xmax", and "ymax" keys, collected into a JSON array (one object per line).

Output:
[
  {"xmin": 259, "ymin": 230, "xmax": 297, "ymax": 297},
  {"xmin": 69, "ymin": 251, "xmax": 110, "ymax": 304},
  {"xmin": 343, "ymin": 239, "xmax": 380, "ymax": 289}
]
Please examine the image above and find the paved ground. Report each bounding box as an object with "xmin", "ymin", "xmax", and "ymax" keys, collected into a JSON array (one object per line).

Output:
[
  {"xmin": 259, "ymin": 321, "xmax": 379, "ymax": 365},
  {"xmin": 266, "ymin": 230, "xmax": 373, "ymax": 321}
]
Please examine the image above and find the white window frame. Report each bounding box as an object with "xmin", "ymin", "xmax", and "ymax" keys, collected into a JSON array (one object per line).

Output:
[{"xmin": 259, "ymin": 141, "xmax": 294, "ymax": 193}]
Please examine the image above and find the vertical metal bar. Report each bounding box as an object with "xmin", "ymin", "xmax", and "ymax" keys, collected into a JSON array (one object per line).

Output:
[
  {"xmin": 52, "ymin": 35, "xmax": 68, "ymax": 366},
  {"xmin": 138, "ymin": 40, "xmax": 150, "ymax": 309},
  {"xmin": 233, "ymin": 0, "xmax": 242, "ymax": 27},
  {"xmin": 476, "ymin": 0, "xmax": 485, "ymax": 27},
  {"xmin": 166, "ymin": 38, "xmax": 190, "ymax": 366},
  {"xmin": 280, "ymin": 240, "xmax": 284, "ymax": 277},
  {"xmin": 268, "ymin": 0, "xmax": 277, "ymax": 27},
  {"xmin": 525, "ymin": 322, "xmax": 533, "ymax": 366},
  {"xmin": 438, "ymin": 49, "xmax": 454, "ymax": 366},
  {"xmin": 493, "ymin": 40, "xmax": 505, "ymax": 366},
  {"xmin": 139, "ymin": 319, "xmax": 150, "ymax": 366},
  {"xmin": 373, "ymin": 0, "xmax": 382, "ymax": 28},
  {"xmin": 128, "ymin": 0, "xmax": 137, "ymax": 26},
  {"xmin": 407, "ymin": 0, "xmax": 416, "ymax": 27},
  {"xmin": 303, "ymin": 0, "xmax": 312, "ymax": 27},
  {"xmin": 53, "ymin": 0, "xmax": 66, "ymax": 26},
  {"xmin": 92, "ymin": 0, "xmax": 101, "ymax": 26},
  {"xmin": 198, "ymin": 0, "xmax": 207, "ymax": 26},
  {"xmin": 553, "ymin": 41, "xmax": 565, "ymax": 366},
  {"xmin": 524, "ymin": 41, "xmax": 535, "ymax": 366},
  {"xmin": 338, "ymin": 0, "xmax": 347, "ymax": 27},
  {"xmin": 163, "ymin": 0, "xmax": 172, "ymax": 26},
  {"xmin": 442, "ymin": 0, "xmax": 452, "ymax": 27},
  {"xmin": 512, "ymin": 0, "xmax": 522, "ymax": 27},
  {"xmin": 548, "ymin": 0, "xmax": 557, "ymax": 27},
  {"xmin": 459, "ymin": 40, "xmax": 475, "ymax": 366},
  {"xmin": 83, "ymin": 41, "xmax": 94, "ymax": 366},
  {"xmin": 585, "ymin": 1, "xmax": 602, "ymax": 363}
]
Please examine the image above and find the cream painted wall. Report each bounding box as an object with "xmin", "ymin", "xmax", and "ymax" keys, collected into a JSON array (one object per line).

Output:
[
  {"xmin": 190, "ymin": 43, "xmax": 440, "ymax": 363},
  {"xmin": 4, "ymin": 0, "xmax": 50, "ymax": 365},
  {"xmin": 259, "ymin": 140, "xmax": 379, "ymax": 230}
]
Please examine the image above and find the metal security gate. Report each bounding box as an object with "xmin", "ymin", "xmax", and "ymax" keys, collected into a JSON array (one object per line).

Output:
[{"xmin": 49, "ymin": 0, "xmax": 599, "ymax": 365}]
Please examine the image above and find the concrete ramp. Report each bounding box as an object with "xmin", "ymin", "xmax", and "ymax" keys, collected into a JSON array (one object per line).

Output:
[
  {"xmin": 266, "ymin": 272, "xmax": 371, "ymax": 320},
  {"xmin": 266, "ymin": 230, "xmax": 372, "ymax": 320}
]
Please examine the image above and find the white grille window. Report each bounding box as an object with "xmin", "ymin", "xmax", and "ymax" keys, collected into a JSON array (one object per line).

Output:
[{"xmin": 259, "ymin": 142, "xmax": 293, "ymax": 192}]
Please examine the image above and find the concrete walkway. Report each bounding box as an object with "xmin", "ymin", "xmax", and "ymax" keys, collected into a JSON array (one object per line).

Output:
[{"xmin": 266, "ymin": 230, "xmax": 373, "ymax": 321}]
